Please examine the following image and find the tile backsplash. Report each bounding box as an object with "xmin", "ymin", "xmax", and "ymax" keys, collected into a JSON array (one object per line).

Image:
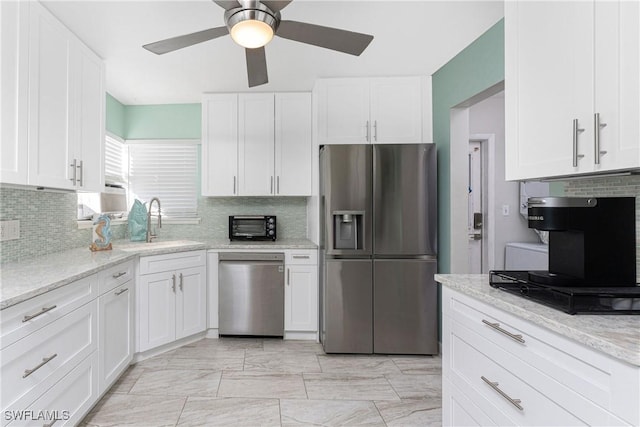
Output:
[
  {"xmin": 0, "ymin": 186, "xmax": 307, "ymax": 264},
  {"xmin": 562, "ymin": 174, "xmax": 640, "ymax": 282}
]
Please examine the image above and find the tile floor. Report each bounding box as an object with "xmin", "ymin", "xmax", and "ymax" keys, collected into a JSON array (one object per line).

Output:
[{"xmin": 81, "ymin": 338, "xmax": 442, "ymax": 426}]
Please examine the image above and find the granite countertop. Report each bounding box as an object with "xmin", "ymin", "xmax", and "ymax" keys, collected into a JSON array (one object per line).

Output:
[
  {"xmin": 435, "ymin": 274, "xmax": 640, "ymax": 367},
  {"xmin": 1, "ymin": 238, "xmax": 317, "ymax": 310}
]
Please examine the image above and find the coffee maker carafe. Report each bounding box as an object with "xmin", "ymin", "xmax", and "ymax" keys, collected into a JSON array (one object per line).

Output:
[{"xmin": 527, "ymin": 197, "xmax": 636, "ymax": 286}]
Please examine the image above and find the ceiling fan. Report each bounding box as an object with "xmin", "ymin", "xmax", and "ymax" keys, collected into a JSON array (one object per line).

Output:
[{"xmin": 143, "ymin": 0, "xmax": 374, "ymax": 87}]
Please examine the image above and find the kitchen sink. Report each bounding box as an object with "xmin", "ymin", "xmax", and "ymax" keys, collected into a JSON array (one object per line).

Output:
[{"xmin": 115, "ymin": 239, "xmax": 205, "ymax": 253}]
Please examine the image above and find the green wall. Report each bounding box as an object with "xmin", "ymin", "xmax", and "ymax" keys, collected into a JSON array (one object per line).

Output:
[
  {"xmin": 105, "ymin": 93, "xmax": 126, "ymax": 138},
  {"xmin": 432, "ymin": 19, "xmax": 505, "ymax": 273},
  {"xmin": 125, "ymin": 104, "xmax": 201, "ymax": 140}
]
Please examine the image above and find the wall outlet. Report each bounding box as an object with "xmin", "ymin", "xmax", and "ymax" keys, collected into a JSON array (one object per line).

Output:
[
  {"xmin": 0, "ymin": 220, "xmax": 20, "ymax": 241},
  {"xmin": 502, "ymin": 205, "xmax": 510, "ymax": 216}
]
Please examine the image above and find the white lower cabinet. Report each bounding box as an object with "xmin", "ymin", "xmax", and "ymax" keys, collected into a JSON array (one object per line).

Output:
[
  {"xmin": 284, "ymin": 250, "xmax": 318, "ymax": 334},
  {"xmin": 97, "ymin": 262, "xmax": 134, "ymax": 393},
  {"xmin": 442, "ymin": 286, "xmax": 639, "ymax": 426},
  {"xmin": 137, "ymin": 251, "xmax": 207, "ymax": 352}
]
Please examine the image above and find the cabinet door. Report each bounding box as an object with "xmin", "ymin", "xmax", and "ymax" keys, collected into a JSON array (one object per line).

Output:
[
  {"xmin": 74, "ymin": 42, "xmax": 105, "ymax": 192},
  {"xmin": 284, "ymin": 264, "xmax": 318, "ymax": 332},
  {"xmin": 315, "ymin": 78, "xmax": 370, "ymax": 145},
  {"xmin": 175, "ymin": 265, "xmax": 207, "ymax": 340},
  {"xmin": 201, "ymin": 94, "xmax": 238, "ymax": 196},
  {"xmin": 275, "ymin": 93, "xmax": 312, "ymax": 196},
  {"xmin": 594, "ymin": 0, "xmax": 640, "ymax": 172},
  {"xmin": 238, "ymin": 93, "xmax": 275, "ymax": 195},
  {"xmin": 370, "ymin": 77, "xmax": 422, "ymax": 144},
  {"xmin": 505, "ymin": 1, "xmax": 594, "ymax": 180},
  {"xmin": 137, "ymin": 271, "xmax": 176, "ymax": 351},
  {"xmin": 27, "ymin": 1, "xmax": 75, "ymax": 189},
  {"xmin": 0, "ymin": 1, "xmax": 29, "ymax": 185},
  {"xmin": 98, "ymin": 283, "xmax": 133, "ymax": 393}
]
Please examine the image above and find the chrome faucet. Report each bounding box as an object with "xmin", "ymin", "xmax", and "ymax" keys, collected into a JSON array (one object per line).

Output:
[{"xmin": 146, "ymin": 197, "xmax": 162, "ymax": 243}]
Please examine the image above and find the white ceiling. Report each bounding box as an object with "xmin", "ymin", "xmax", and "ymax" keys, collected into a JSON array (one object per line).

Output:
[{"xmin": 42, "ymin": 0, "xmax": 504, "ymax": 105}]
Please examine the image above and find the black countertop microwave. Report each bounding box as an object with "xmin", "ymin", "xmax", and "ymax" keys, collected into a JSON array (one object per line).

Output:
[{"xmin": 229, "ymin": 215, "xmax": 277, "ymax": 241}]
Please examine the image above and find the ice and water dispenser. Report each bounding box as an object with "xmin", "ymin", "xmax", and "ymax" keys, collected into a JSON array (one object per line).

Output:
[{"xmin": 332, "ymin": 211, "xmax": 365, "ymax": 250}]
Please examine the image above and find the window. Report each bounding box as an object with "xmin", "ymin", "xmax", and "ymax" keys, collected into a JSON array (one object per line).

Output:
[
  {"xmin": 128, "ymin": 140, "xmax": 199, "ymax": 219},
  {"xmin": 105, "ymin": 134, "xmax": 128, "ymax": 185}
]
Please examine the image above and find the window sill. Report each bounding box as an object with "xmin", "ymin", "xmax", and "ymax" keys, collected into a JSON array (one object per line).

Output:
[{"xmin": 77, "ymin": 217, "xmax": 201, "ymax": 229}]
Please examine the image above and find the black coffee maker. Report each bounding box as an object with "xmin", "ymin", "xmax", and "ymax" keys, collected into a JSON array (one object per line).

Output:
[{"xmin": 527, "ymin": 197, "xmax": 636, "ymax": 286}]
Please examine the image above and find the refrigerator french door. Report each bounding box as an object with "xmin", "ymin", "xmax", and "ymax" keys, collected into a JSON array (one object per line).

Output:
[{"xmin": 320, "ymin": 143, "xmax": 438, "ymax": 355}]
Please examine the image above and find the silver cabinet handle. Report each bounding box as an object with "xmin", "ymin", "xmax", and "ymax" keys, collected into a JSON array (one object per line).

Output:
[
  {"xmin": 572, "ymin": 119, "xmax": 585, "ymax": 167},
  {"xmin": 115, "ymin": 288, "xmax": 128, "ymax": 296},
  {"xmin": 112, "ymin": 271, "xmax": 127, "ymax": 279},
  {"xmin": 373, "ymin": 120, "xmax": 378, "ymax": 141},
  {"xmin": 366, "ymin": 120, "xmax": 370, "ymax": 142},
  {"xmin": 179, "ymin": 273, "xmax": 184, "ymax": 291},
  {"xmin": 23, "ymin": 353, "xmax": 57, "ymax": 378},
  {"xmin": 172, "ymin": 274, "xmax": 176, "ymax": 293},
  {"xmin": 277, "ymin": 176, "xmax": 280, "ymax": 194},
  {"xmin": 482, "ymin": 319, "xmax": 525, "ymax": 344},
  {"xmin": 43, "ymin": 419, "xmax": 58, "ymax": 427},
  {"xmin": 77, "ymin": 160, "xmax": 84, "ymax": 186},
  {"xmin": 23, "ymin": 305, "xmax": 57, "ymax": 322},
  {"xmin": 594, "ymin": 113, "xmax": 608, "ymax": 165},
  {"xmin": 287, "ymin": 268, "xmax": 290, "ymax": 285},
  {"xmin": 271, "ymin": 176, "xmax": 274, "ymax": 194},
  {"xmin": 233, "ymin": 176, "xmax": 236, "ymax": 195},
  {"xmin": 292, "ymin": 255, "xmax": 310, "ymax": 259},
  {"xmin": 69, "ymin": 159, "xmax": 77, "ymax": 185},
  {"xmin": 481, "ymin": 376, "xmax": 524, "ymax": 411}
]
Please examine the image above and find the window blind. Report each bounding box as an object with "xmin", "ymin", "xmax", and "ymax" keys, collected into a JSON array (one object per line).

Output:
[
  {"xmin": 128, "ymin": 141, "xmax": 199, "ymax": 218},
  {"xmin": 105, "ymin": 134, "xmax": 128, "ymax": 185}
]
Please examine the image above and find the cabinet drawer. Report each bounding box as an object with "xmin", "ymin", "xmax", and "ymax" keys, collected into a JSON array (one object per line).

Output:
[
  {"xmin": 447, "ymin": 316, "xmax": 617, "ymax": 426},
  {"xmin": 7, "ymin": 351, "xmax": 99, "ymax": 427},
  {"xmin": 98, "ymin": 260, "xmax": 134, "ymax": 295},
  {"xmin": 139, "ymin": 250, "xmax": 206, "ymax": 275},
  {"xmin": 285, "ymin": 250, "xmax": 317, "ymax": 265},
  {"xmin": 0, "ymin": 275, "xmax": 98, "ymax": 350},
  {"xmin": 1, "ymin": 300, "xmax": 97, "ymax": 417},
  {"xmin": 443, "ymin": 288, "xmax": 612, "ymax": 408}
]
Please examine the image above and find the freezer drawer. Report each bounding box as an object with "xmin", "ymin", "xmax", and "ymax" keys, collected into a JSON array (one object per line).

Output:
[
  {"xmin": 373, "ymin": 259, "xmax": 438, "ymax": 354},
  {"xmin": 218, "ymin": 253, "xmax": 284, "ymax": 336},
  {"xmin": 323, "ymin": 259, "xmax": 373, "ymax": 354}
]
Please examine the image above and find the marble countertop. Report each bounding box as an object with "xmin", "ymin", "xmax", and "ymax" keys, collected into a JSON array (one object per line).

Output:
[
  {"xmin": 1, "ymin": 238, "xmax": 317, "ymax": 310},
  {"xmin": 435, "ymin": 274, "xmax": 640, "ymax": 367}
]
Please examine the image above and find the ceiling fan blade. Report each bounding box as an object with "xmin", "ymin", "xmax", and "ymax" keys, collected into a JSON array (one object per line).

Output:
[
  {"xmin": 143, "ymin": 26, "xmax": 229, "ymax": 55},
  {"xmin": 261, "ymin": 1, "xmax": 293, "ymax": 12},
  {"xmin": 213, "ymin": 0, "xmax": 241, "ymax": 10},
  {"xmin": 245, "ymin": 47, "xmax": 269, "ymax": 87},
  {"xmin": 277, "ymin": 20, "xmax": 373, "ymax": 56}
]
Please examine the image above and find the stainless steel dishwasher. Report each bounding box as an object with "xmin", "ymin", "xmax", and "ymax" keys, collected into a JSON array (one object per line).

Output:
[{"xmin": 218, "ymin": 252, "xmax": 285, "ymax": 336}]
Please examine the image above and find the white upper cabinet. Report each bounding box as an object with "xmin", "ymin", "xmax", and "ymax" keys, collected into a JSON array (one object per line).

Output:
[
  {"xmin": 0, "ymin": 1, "xmax": 29, "ymax": 185},
  {"xmin": 275, "ymin": 93, "xmax": 312, "ymax": 196},
  {"xmin": 2, "ymin": 1, "xmax": 105, "ymax": 190},
  {"xmin": 202, "ymin": 94, "xmax": 238, "ymax": 196},
  {"xmin": 238, "ymin": 93, "xmax": 276, "ymax": 196},
  {"xmin": 315, "ymin": 76, "xmax": 431, "ymax": 145},
  {"xmin": 201, "ymin": 92, "xmax": 312, "ymax": 197},
  {"xmin": 505, "ymin": 0, "xmax": 640, "ymax": 180}
]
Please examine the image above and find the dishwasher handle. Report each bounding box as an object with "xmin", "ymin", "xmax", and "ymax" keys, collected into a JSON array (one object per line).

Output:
[{"xmin": 218, "ymin": 252, "xmax": 285, "ymax": 262}]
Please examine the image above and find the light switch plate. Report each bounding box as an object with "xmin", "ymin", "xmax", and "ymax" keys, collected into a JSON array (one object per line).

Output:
[{"xmin": 0, "ymin": 220, "xmax": 20, "ymax": 241}]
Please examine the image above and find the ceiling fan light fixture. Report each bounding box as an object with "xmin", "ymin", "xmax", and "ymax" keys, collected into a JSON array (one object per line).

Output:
[{"xmin": 226, "ymin": 6, "xmax": 279, "ymax": 49}]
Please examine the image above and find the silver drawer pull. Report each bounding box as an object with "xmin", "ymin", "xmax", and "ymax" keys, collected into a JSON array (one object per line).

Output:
[
  {"xmin": 22, "ymin": 305, "xmax": 57, "ymax": 323},
  {"xmin": 43, "ymin": 418, "xmax": 58, "ymax": 427},
  {"xmin": 115, "ymin": 288, "xmax": 129, "ymax": 296},
  {"xmin": 112, "ymin": 271, "xmax": 127, "ymax": 279},
  {"xmin": 292, "ymin": 255, "xmax": 310, "ymax": 259},
  {"xmin": 23, "ymin": 353, "xmax": 58, "ymax": 378},
  {"xmin": 481, "ymin": 376, "xmax": 524, "ymax": 411},
  {"xmin": 482, "ymin": 319, "xmax": 525, "ymax": 344}
]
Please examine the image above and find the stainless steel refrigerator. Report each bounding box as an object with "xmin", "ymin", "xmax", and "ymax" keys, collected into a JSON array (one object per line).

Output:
[{"xmin": 319, "ymin": 144, "xmax": 438, "ymax": 354}]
